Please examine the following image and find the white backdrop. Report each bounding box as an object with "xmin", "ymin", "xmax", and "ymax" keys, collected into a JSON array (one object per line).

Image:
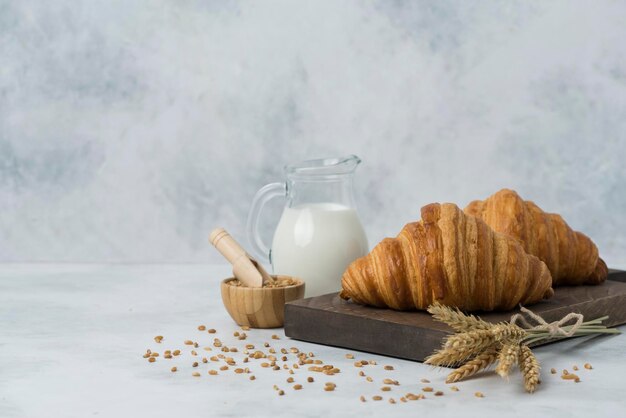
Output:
[{"xmin": 1, "ymin": 0, "xmax": 625, "ymax": 267}]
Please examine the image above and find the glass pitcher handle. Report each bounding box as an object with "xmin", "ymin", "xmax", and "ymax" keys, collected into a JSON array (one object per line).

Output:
[{"xmin": 246, "ymin": 182, "xmax": 286, "ymax": 264}]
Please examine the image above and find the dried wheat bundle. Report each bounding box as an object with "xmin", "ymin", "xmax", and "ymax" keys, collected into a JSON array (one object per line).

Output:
[{"xmin": 425, "ymin": 303, "xmax": 619, "ymax": 393}]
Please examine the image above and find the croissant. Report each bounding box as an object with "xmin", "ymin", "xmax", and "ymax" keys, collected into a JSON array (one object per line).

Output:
[
  {"xmin": 340, "ymin": 203, "xmax": 553, "ymax": 311},
  {"xmin": 464, "ymin": 189, "xmax": 607, "ymax": 286}
]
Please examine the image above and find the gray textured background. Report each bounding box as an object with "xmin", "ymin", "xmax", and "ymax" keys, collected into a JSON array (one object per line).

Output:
[{"xmin": 1, "ymin": 0, "xmax": 625, "ymax": 267}]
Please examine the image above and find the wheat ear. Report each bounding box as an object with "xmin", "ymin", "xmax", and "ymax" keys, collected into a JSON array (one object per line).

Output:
[
  {"xmin": 427, "ymin": 303, "xmax": 492, "ymax": 332},
  {"xmin": 495, "ymin": 343, "xmax": 520, "ymax": 378},
  {"xmin": 519, "ymin": 345, "xmax": 540, "ymax": 393},
  {"xmin": 425, "ymin": 329, "xmax": 496, "ymax": 366},
  {"xmin": 445, "ymin": 345, "xmax": 500, "ymax": 383},
  {"xmin": 491, "ymin": 323, "xmax": 528, "ymax": 342}
]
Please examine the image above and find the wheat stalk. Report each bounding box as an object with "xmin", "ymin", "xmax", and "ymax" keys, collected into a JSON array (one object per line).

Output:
[
  {"xmin": 427, "ymin": 329, "xmax": 497, "ymax": 366},
  {"xmin": 519, "ymin": 345, "xmax": 540, "ymax": 393},
  {"xmin": 424, "ymin": 350, "xmax": 463, "ymax": 367},
  {"xmin": 444, "ymin": 329, "xmax": 497, "ymax": 352},
  {"xmin": 495, "ymin": 343, "xmax": 520, "ymax": 378},
  {"xmin": 445, "ymin": 345, "xmax": 499, "ymax": 383},
  {"xmin": 427, "ymin": 303, "xmax": 492, "ymax": 332},
  {"xmin": 490, "ymin": 323, "xmax": 527, "ymax": 342}
]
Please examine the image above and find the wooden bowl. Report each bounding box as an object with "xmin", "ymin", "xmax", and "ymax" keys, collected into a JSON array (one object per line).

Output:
[{"xmin": 220, "ymin": 276, "xmax": 305, "ymax": 328}]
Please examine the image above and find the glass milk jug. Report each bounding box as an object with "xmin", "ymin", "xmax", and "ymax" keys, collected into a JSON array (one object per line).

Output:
[{"xmin": 247, "ymin": 155, "xmax": 369, "ymax": 297}]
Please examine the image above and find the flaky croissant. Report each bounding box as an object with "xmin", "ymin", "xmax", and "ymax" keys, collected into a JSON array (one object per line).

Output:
[
  {"xmin": 464, "ymin": 189, "xmax": 607, "ymax": 286},
  {"xmin": 340, "ymin": 203, "xmax": 554, "ymax": 312}
]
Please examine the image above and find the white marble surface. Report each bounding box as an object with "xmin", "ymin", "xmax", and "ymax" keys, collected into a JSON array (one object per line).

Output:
[
  {"xmin": 1, "ymin": 263, "xmax": 625, "ymax": 418},
  {"xmin": 2, "ymin": 1, "xmax": 626, "ymax": 266}
]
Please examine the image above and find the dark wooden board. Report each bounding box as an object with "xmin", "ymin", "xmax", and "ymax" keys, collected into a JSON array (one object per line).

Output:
[{"xmin": 284, "ymin": 269, "xmax": 626, "ymax": 362}]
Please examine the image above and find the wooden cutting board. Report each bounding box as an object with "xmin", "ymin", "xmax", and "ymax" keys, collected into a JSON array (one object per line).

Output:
[{"xmin": 284, "ymin": 270, "xmax": 626, "ymax": 362}]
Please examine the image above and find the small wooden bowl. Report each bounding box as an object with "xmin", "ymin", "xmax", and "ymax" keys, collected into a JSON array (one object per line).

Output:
[{"xmin": 220, "ymin": 276, "xmax": 305, "ymax": 328}]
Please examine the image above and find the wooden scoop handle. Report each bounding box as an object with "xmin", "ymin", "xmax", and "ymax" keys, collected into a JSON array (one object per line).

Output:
[{"xmin": 209, "ymin": 228, "xmax": 273, "ymax": 287}]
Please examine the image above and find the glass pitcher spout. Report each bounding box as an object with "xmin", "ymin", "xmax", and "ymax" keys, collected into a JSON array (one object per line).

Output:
[
  {"xmin": 285, "ymin": 155, "xmax": 361, "ymax": 179},
  {"xmin": 285, "ymin": 155, "xmax": 361, "ymax": 209}
]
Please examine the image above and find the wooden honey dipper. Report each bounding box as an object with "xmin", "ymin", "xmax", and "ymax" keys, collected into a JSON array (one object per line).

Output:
[{"xmin": 209, "ymin": 228, "xmax": 274, "ymax": 288}]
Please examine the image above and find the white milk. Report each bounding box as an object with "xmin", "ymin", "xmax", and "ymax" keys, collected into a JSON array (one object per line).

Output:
[{"xmin": 270, "ymin": 203, "xmax": 369, "ymax": 297}]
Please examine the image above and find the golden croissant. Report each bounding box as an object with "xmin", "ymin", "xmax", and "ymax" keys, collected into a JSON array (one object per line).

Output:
[
  {"xmin": 340, "ymin": 203, "xmax": 554, "ymax": 312},
  {"xmin": 464, "ymin": 189, "xmax": 607, "ymax": 286}
]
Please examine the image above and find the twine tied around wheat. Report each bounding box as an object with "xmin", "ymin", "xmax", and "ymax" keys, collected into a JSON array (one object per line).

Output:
[
  {"xmin": 510, "ymin": 307, "xmax": 584, "ymax": 339},
  {"xmin": 511, "ymin": 306, "xmax": 618, "ymax": 346}
]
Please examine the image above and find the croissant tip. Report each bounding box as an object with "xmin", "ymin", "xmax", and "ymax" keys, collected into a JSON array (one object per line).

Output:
[
  {"xmin": 580, "ymin": 258, "xmax": 609, "ymax": 285},
  {"xmin": 544, "ymin": 287, "xmax": 555, "ymax": 299}
]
